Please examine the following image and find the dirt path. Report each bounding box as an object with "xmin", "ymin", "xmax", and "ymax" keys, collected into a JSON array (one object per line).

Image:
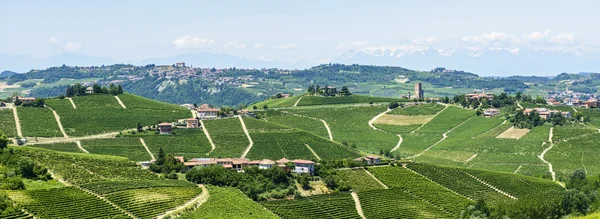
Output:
[
  {"xmin": 412, "ymin": 105, "xmax": 449, "ymax": 133},
  {"xmin": 367, "ymin": 108, "xmax": 391, "ymax": 130},
  {"xmin": 49, "ymin": 107, "xmax": 69, "ymax": 138},
  {"xmin": 363, "ymin": 168, "xmax": 389, "ymax": 189},
  {"xmin": 12, "ymin": 106, "xmax": 23, "ymax": 137},
  {"xmin": 304, "ymin": 144, "xmax": 322, "ymax": 160},
  {"xmin": 463, "ymin": 171, "xmax": 517, "ymax": 200},
  {"xmin": 27, "ymin": 131, "xmax": 120, "ymax": 145},
  {"xmin": 139, "ymin": 138, "xmax": 156, "ymax": 161},
  {"xmin": 351, "ymin": 192, "xmax": 366, "ymax": 219},
  {"xmin": 76, "ymin": 140, "xmax": 89, "ymax": 153},
  {"xmin": 538, "ymin": 127, "xmax": 556, "ymax": 181},
  {"xmin": 572, "ymin": 106, "xmax": 579, "ymax": 113},
  {"xmin": 321, "ymin": 120, "xmax": 334, "ymax": 141},
  {"xmin": 513, "ymin": 165, "xmax": 522, "ymax": 174},
  {"xmin": 239, "ymin": 116, "xmax": 255, "ymax": 158},
  {"xmin": 517, "ymin": 102, "xmax": 524, "ymax": 110},
  {"xmin": 156, "ymin": 184, "xmax": 209, "ymax": 219},
  {"xmin": 293, "ymin": 96, "xmax": 303, "ymax": 107},
  {"xmin": 465, "ymin": 153, "xmax": 478, "ymax": 163},
  {"xmin": 199, "ymin": 120, "xmax": 216, "ymax": 155},
  {"xmin": 407, "ymin": 116, "xmax": 473, "ymax": 159},
  {"xmin": 67, "ymin": 98, "xmax": 77, "ymax": 109},
  {"xmin": 114, "ymin": 95, "xmax": 127, "ymax": 109},
  {"xmin": 390, "ymin": 134, "xmax": 403, "ymax": 152}
]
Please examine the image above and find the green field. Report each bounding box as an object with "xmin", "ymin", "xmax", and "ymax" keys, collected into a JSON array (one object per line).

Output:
[
  {"xmin": 141, "ymin": 128, "xmax": 213, "ymax": 159},
  {"xmin": 359, "ymin": 188, "xmax": 453, "ymax": 219},
  {"xmin": 17, "ymin": 107, "xmax": 62, "ymax": 137},
  {"xmin": 203, "ymin": 118, "xmax": 250, "ymax": 158},
  {"xmin": 296, "ymin": 95, "xmax": 408, "ymax": 106},
  {"xmin": 262, "ymin": 110, "xmax": 330, "ymax": 139},
  {"xmin": 262, "ymin": 193, "xmax": 361, "ymax": 219},
  {"xmin": 81, "ymin": 138, "xmax": 151, "ymax": 161},
  {"xmin": 546, "ymin": 133, "xmax": 600, "ymax": 180},
  {"xmin": 106, "ymin": 187, "xmax": 202, "ymax": 218},
  {"xmin": 337, "ymin": 168, "xmax": 385, "ymax": 192},
  {"xmin": 289, "ymin": 106, "xmax": 398, "ymax": 153},
  {"xmin": 30, "ymin": 142, "xmax": 82, "ymax": 153},
  {"xmin": 415, "ymin": 106, "xmax": 474, "ymax": 134},
  {"xmin": 179, "ymin": 186, "xmax": 279, "ymax": 219},
  {"xmin": 389, "ymin": 103, "xmax": 445, "ymax": 116},
  {"xmin": 45, "ymin": 94, "xmax": 191, "ymax": 136},
  {"xmin": 250, "ymin": 95, "xmax": 303, "ymax": 109},
  {"xmin": 0, "ymin": 109, "xmax": 17, "ymax": 137}
]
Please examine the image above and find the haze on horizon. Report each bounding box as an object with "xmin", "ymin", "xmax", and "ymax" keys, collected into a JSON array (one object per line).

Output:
[{"xmin": 1, "ymin": 0, "xmax": 599, "ymax": 76}]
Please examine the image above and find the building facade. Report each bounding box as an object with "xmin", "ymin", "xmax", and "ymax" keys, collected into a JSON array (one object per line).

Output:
[{"xmin": 414, "ymin": 83, "xmax": 424, "ymax": 99}]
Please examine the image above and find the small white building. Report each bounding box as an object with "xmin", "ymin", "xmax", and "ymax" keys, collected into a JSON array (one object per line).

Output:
[
  {"xmin": 291, "ymin": 159, "xmax": 316, "ymax": 174},
  {"xmin": 197, "ymin": 108, "xmax": 219, "ymax": 120},
  {"xmin": 258, "ymin": 159, "xmax": 276, "ymax": 169}
]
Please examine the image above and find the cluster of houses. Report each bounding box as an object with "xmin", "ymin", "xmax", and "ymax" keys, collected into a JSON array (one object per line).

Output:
[
  {"xmin": 466, "ymin": 91, "xmax": 494, "ymax": 100},
  {"xmin": 482, "ymin": 107, "xmax": 573, "ymax": 120},
  {"xmin": 12, "ymin": 96, "xmax": 36, "ymax": 104},
  {"xmin": 180, "ymin": 157, "xmax": 317, "ymax": 174}
]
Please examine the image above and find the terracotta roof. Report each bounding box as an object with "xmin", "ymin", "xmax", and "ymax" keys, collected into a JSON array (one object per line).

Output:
[
  {"xmin": 259, "ymin": 159, "xmax": 275, "ymax": 165},
  {"xmin": 173, "ymin": 156, "xmax": 185, "ymax": 163},
  {"xmin": 291, "ymin": 159, "xmax": 315, "ymax": 165},
  {"xmin": 158, "ymin": 122, "xmax": 172, "ymax": 126},
  {"xmin": 276, "ymin": 158, "xmax": 291, "ymax": 164},
  {"xmin": 186, "ymin": 118, "xmax": 198, "ymax": 121},
  {"xmin": 232, "ymin": 158, "xmax": 250, "ymax": 164},
  {"xmin": 248, "ymin": 160, "xmax": 261, "ymax": 165},
  {"xmin": 197, "ymin": 108, "xmax": 220, "ymax": 112},
  {"xmin": 222, "ymin": 164, "xmax": 233, "ymax": 169}
]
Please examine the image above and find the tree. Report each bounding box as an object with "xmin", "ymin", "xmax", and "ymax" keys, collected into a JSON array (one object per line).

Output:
[
  {"xmin": 157, "ymin": 147, "xmax": 166, "ymax": 163},
  {"xmin": 92, "ymin": 84, "xmax": 102, "ymax": 94},
  {"xmin": 307, "ymin": 85, "xmax": 315, "ymax": 94},
  {"xmin": 263, "ymin": 105, "xmax": 268, "ymax": 110},
  {"xmin": 388, "ymin": 102, "xmax": 399, "ymax": 109},
  {"xmin": 340, "ymin": 86, "xmax": 351, "ymax": 96},
  {"xmin": 136, "ymin": 122, "xmax": 143, "ymax": 132},
  {"xmin": 117, "ymin": 85, "xmax": 124, "ymax": 94},
  {"xmin": 299, "ymin": 174, "xmax": 311, "ymax": 190},
  {"xmin": 0, "ymin": 130, "xmax": 8, "ymax": 150},
  {"xmin": 252, "ymin": 105, "xmax": 258, "ymax": 110}
]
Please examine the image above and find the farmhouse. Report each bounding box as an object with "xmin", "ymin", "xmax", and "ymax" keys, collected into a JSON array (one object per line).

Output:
[
  {"xmin": 483, "ymin": 109, "xmax": 501, "ymax": 117},
  {"xmin": 13, "ymin": 96, "xmax": 36, "ymax": 104},
  {"xmin": 197, "ymin": 108, "xmax": 219, "ymax": 120},
  {"xmin": 86, "ymin": 87, "xmax": 94, "ymax": 94},
  {"xmin": 584, "ymin": 99, "xmax": 599, "ymax": 108},
  {"xmin": 465, "ymin": 92, "xmax": 493, "ymax": 100},
  {"xmin": 185, "ymin": 118, "xmax": 199, "ymax": 128},
  {"xmin": 181, "ymin": 104, "xmax": 196, "ymax": 110},
  {"xmin": 157, "ymin": 122, "xmax": 173, "ymax": 134},
  {"xmin": 183, "ymin": 157, "xmax": 316, "ymax": 174},
  {"xmin": 354, "ymin": 155, "xmax": 381, "ymax": 165},
  {"xmin": 523, "ymin": 108, "xmax": 572, "ymax": 120}
]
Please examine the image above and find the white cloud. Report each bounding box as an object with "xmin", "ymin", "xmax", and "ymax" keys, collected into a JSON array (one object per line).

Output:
[
  {"xmin": 64, "ymin": 42, "xmax": 82, "ymax": 51},
  {"xmin": 48, "ymin": 37, "xmax": 58, "ymax": 44},
  {"xmin": 549, "ymin": 33, "xmax": 576, "ymax": 45},
  {"xmin": 223, "ymin": 41, "xmax": 246, "ymax": 49},
  {"xmin": 253, "ymin": 44, "xmax": 266, "ymax": 49},
  {"xmin": 462, "ymin": 32, "xmax": 520, "ymax": 45},
  {"xmin": 274, "ymin": 44, "xmax": 297, "ymax": 49},
  {"xmin": 412, "ymin": 37, "xmax": 439, "ymax": 45},
  {"xmin": 172, "ymin": 35, "xmax": 215, "ymax": 49}
]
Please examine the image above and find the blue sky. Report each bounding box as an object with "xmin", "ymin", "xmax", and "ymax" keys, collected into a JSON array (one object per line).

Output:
[{"xmin": 1, "ymin": 1, "xmax": 599, "ymax": 74}]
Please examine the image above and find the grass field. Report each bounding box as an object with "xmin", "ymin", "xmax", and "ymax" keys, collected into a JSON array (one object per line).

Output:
[
  {"xmin": 296, "ymin": 95, "xmax": 407, "ymax": 106},
  {"xmin": 81, "ymin": 138, "xmax": 151, "ymax": 161},
  {"xmin": 203, "ymin": 118, "xmax": 249, "ymax": 158},
  {"xmin": 18, "ymin": 107, "xmax": 62, "ymax": 137},
  {"xmin": 179, "ymin": 186, "xmax": 278, "ymax": 219},
  {"xmin": 289, "ymin": 106, "xmax": 398, "ymax": 153},
  {"xmin": 141, "ymin": 129, "xmax": 213, "ymax": 159},
  {"xmin": 497, "ymin": 127, "xmax": 530, "ymax": 139},
  {"xmin": 373, "ymin": 114, "xmax": 433, "ymax": 125},
  {"xmin": 389, "ymin": 103, "xmax": 445, "ymax": 116},
  {"xmin": 45, "ymin": 94, "xmax": 191, "ymax": 136},
  {"xmin": 0, "ymin": 109, "xmax": 17, "ymax": 137}
]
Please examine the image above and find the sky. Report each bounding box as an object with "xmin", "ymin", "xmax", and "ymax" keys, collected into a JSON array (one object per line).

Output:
[{"xmin": 1, "ymin": 0, "xmax": 599, "ymax": 74}]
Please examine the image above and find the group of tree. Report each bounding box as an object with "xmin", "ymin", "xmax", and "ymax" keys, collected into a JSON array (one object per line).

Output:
[
  {"xmin": 306, "ymin": 85, "xmax": 351, "ymax": 97},
  {"xmin": 447, "ymin": 92, "xmax": 544, "ymax": 110},
  {"xmin": 461, "ymin": 169, "xmax": 600, "ymax": 218},
  {"xmin": 65, "ymin": 83, "xmax": 123, "ymax": 97},
  {"xmin": 508, "ymin": 110, "xmax": 546, "ymax": 129},
  {"xmin": 148, "ymin": 148, "xmax": 184, "ymax": 179},
  {"xmin": 0, "ymin": 148, "xmax": 52, "ymax": 190},
  {"xmin": 186, "ymin": 164, "xmax": 298, "ymax": 200}
]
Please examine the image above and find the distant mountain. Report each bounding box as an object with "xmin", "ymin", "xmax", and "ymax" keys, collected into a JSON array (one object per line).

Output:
[
  {"xmin": 0, "ymin": 53, "xmax": 114, "ymax": 72},
  {"xmin": 333, "ymin": 47, "xmax": 600, "ymax": 76},
  {"xmin": 0, "ymin": 70, "xmax": 18, "ymax": 78},
  {"xmin": 138, "ymin": 52, "xmax": 313, "ymax": 69}
]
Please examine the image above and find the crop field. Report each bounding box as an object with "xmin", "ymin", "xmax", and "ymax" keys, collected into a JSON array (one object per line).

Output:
[
  {"xmin": 30, "ymin": 142, "xmax": 82, "ymax": 153},
  {"xmin": 446, "ymin": 117, "xmax": 505, "ymax": 138},
  {"xmin": 20, "ymin": 147, "xmax": 159, "ymax": 185},
  {"xmin": 81, "ymin": 138, "xmax": 150, "ymax": 161},
  {"xmin": 368, "ymin": 166, "xmax": 472, "ymax": 215},
  {"xmin": 45, "ymin": 94, "xmax": 190, "ymax": 136},
  {"xmin": 546, "ymin": 133, "xmax": 600, "ymax": 180},
  {"xmin": 262, "ymin": 193, "xmax": 361, "ymax": 219},
  {"xmin": 358, "ymin": 188, "xmax": 453, "ymax": 219},
  {"xmin": 389, "ymin": 103, "xmax": 446, "ymax": 115},
  {"xmin": 180, "ymin": 186, "xmax": 278, "ymax": 219},
  {"xmin": 415, "ymin": 106, "xmax": 474, "ymax": 134},
  {"xmin": 203, "ymin": 118, "xmax": 249, "ymax": 158},
  {"xmin": 462, "ymin": 169, "xmax": 563, "ymax": 198},
  {"xmin": 250, "ymin": 95, "xmax": 303, "ymax": 109},
  {"xmin": 407, "ymin": 163, "xmax": 512, "ymax": 204},
  {"xmin": 580, "ymin": 108, "xmax": 600, "ymax": 127},
  {"xmin": 10, "ymin": 187, "xmax": 128, "ymax": 219},
  {"xmin": 141, "ymin": 129, "xmax": 212, "ymax": 159},
  {"xmin": 373, "ymin": 114, "xmax": 433, "ymax": 125},
  {"xmin": 17, "ymin": 107, "xmax": 62, "ymax": 137},
  {"xmin": 296, "ymin": 95, "xmax": 407, "ymax": 106},
  {"xmin": 373, "ymin": 124, "xmax": 421, "ymax": 134},
  {"xmin": 289, "ymin": 106, "xmax": 398, "ymax": 153},
  {"xmin": 243, "ymin": 117, "xmax": 291, "ymax": 131},
  {"xmin": 80, "ymin": 180, "xmax": 197, "ymax": 195},
  {"xmin": 395, "ymin": 133, "xmax": 442, "ymax": 157},
  {"xmin": 106, "ymin": 187, "xmax": 202, "ymax": 218},
  {"xmin": 496, "ymin": 127, "xmax": 530, "ymax": 139},
  {"xmin": 552, "ymin": 124, "xmax": 597, "ymax": 142},
  {"xmin": 262, "ymin": 110, "xmax": 330, "ymax": 138},
  {"xmin": 245, "ymin": 131, "xmax": 319, "ymax": 160},
  {"xmin": 0, "ymin": 109, "xmax": 17, "ymax": 137},
  {"xmin": 337, "ymin": 168, "xmax": 385, "ymax": 192}
]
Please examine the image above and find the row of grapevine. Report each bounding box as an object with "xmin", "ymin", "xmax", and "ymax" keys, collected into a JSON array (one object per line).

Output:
[
  {"xmin": 296, "ymin": 95, "xmax": 407, "ymax": 106},
  {"xmin": 337, "ymin": 168, "xmax": 385, "ymax": 192},
  {"xmin": 11, "ymin": 187, "xmax": 129, "ymax": 219},
  {"xmin": 17, "ymin": 107, "xmax": 62, "ymax": 137},
  {"xmin": 552, "ymin": 125, "xmax": 597, "ymax": 142},
  {"xmin": 463, "ymin": 169, "xmax": 563, "ymax": 198},
  {"xmin": 140, "ymin": 129, "xmax": 212, "ymax": 159},
  {"xmin": 407, "ymin": 163, "xmax": 511, "ymax": 204},
  {"xmin": 106, "ymin": 187, "xmax": 202, "ymax": 219},
  {"xmin": 263, "ymin": 110, "xmax": 330, "ymax": 139},
  {"xmin": 358, "ymin": 188, "xmax": 453, "ymax": 219},
  {"xmin": 415, "ymin": 106, "xmax": 474, "ymax": 134},
  {"xmin": 262, "ymin": 193, "xmax": 361, "ymax": 219},
  {"xmin": 80, "ymin": 180, "xmax": 197, "ymax": 195},
  {"xmin": 389, "ymin": 103, "xmax": 446, "ymax": 116},
  {"xmin": 0, "ymin": 109, "xmax": 17, "ymax": 137},
  {"xmin": 31, "ymin": 142, "xmax": 82, "ymax": 153},
  {"xmin": 368, "ymin": 166, "xmax": 472, "ymax": 215},
  {"xmin": 81, "ymin": 138, "xmax": 150, "ymax": 161},
  {"xmin": 203, "ymin": 117, "xmax": 250, "ymax": 157},
  {"xmin": 179, "ymin": 186, "xmax": 279, "ymax": 219}
]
